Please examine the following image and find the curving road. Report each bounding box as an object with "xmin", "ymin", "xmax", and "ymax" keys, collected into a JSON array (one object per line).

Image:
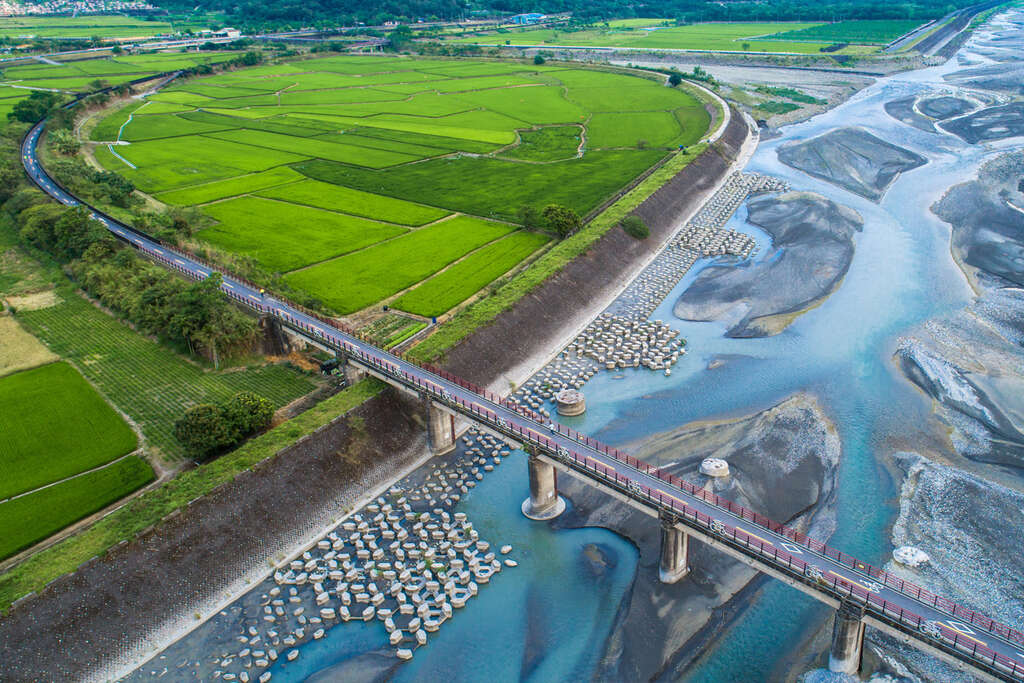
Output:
[{"xmin": 21, "ymin": 118, "xmax": 1024, "ymax": 681}]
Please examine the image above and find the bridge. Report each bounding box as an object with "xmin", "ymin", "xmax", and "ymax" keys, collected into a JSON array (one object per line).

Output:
[{"xmin": 20, "ymin": 114, "xmax": 1024, "ymax": 681}]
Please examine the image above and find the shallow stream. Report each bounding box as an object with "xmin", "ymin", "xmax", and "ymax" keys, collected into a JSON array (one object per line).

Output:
[{"xmin": 130, "ymin": 13, "xmax": 1024, "ymax": 681}]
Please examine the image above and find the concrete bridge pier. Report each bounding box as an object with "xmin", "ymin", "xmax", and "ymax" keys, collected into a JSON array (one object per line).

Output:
[
  {"xmin": 344, "ymin": 358, "xmax": 367, "ymax": 386},
  {"xmin": 828, "ymin": 600, "xmax": 866, "ymax": 675},
  {"xmin": 521, "ymin": 453, "xmax": 566, "ymax": 520},
  {"xmin": 423, "ymin": 397, "xmax": 456, "ymax": 455},
  {"xmin": 659, "ymin": 513, "xmax": 690, "ymax": 583}
]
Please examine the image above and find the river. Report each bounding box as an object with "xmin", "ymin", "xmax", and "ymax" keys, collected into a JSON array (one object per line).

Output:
[{"xmin": 128, "ymin": 9, "xmax": 1024, "ymax": 682}]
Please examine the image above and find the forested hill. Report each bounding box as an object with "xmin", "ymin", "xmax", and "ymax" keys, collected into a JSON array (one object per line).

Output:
[{"xmin": 157, "ymin": 0, "xmax": 975, "ymax": 31}]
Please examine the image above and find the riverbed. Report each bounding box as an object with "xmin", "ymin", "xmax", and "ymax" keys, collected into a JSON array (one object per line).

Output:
[{"xmin": 128, "ymin": 9, "xmax": 1024, "ymax": 681}]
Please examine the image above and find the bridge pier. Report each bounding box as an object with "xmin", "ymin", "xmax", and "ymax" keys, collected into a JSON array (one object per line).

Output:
[
  {"xmin": 344, "ymin": 358, "xmax": 367, "ymax": 386},
  {"xmin": 521, "ymin": 453, "xmax": 566, "ymax": 520},
  {"xmin": 828, "ymin": 600, "xmax": 866, "ymax": 675},
  {"xmin": 659, "ymin": 513, "xmax": 690, "ymax": 584},
  {"xmin": 423, "ymin": 397, "xmax": 455, "ymax": 455}
]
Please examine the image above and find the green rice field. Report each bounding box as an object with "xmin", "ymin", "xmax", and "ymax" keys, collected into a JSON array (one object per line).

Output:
[
  {"xmin": 0, "ymin": 361, "xmax": 138, "ymax": 500},
  {"xmin": 449, "ymin": 21, "xmax": 883, "ymax": 54},
  {"xmin": 0, "ymin": 456, "xmax": 154, "ymax": 561},
  {"xmin": 0, "ymin": 15, "xmax": 206, "ymax": 39},
  {"xmin": 87, "ymin": 55, "xmax": 711, "ymax": 316},
  {"xmin": 0, "ymin": 52, "xmax": 236, "ymax": 94},
  {"xmin": 765, "ymin": 19, "xmax": 925, "ymax": 45}
]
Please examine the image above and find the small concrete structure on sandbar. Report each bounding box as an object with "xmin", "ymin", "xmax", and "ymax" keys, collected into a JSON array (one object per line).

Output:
[
  {"xmin": 555, "ymin": 389, "xmax": 586, "ymax": 416},
  {"xmin": 700, "ymin": 458, "xmax": 730, "ymax": 477}
]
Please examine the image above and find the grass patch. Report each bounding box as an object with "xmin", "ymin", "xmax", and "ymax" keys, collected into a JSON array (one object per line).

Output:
[
  {"xmin": 0, "ymin": 456, "xmax": 154, "ymax": 561},
  {"xmin": 499, "ymin": 125, "xmax": 580, "ymax": 161},
  {"xmin": 0, "ymin": 315, "xmax": 58, "ymax": 378},
  {"xmin": 0, "ymin": 379, "xmax": 382, "ymax": 610},
  {"xmin": 756, "ymin": 101, "xmax": 801, "ymax": 115},
  {"xmin": 284, "ymin": 216, "xmax": 515, "ymax": 314},
  {"xmin": 200, "ymin": 196, "xmax": 407, "ymax": 272},
  {"xmin": 392, "ymin": 230, "xmax": 550, "ymax": 316},
  {"xmin": 0, "ymin": 362, "xmax": 137, "ymax": 499},
  {"xmin": 754, "ymin": 86, "xmax": 826, "ymax": 105},
  {"xmin": 257, "ymin": 179, "xmax": 449, "ymax": 226}
]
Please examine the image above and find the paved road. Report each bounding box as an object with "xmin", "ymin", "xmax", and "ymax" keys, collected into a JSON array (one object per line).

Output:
[{"xmin": 21, "ymin": 120, "xmax": 1024, "ymax": 681}]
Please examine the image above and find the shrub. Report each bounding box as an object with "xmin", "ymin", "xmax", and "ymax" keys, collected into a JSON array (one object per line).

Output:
[
  {"xmin": 534, "ymin": 54, "xmax": 546, "ymax": 65},
  {"xmin": 621, "ymin": 215, "xmax": 649, "ymax": 240},
  {"xmin": 174, "ymin": 404, "xmax": 236, "ymax": 459},
  {"xmin": 668, "ymin": 72, "xmax": 683, "ymax": 86},
  {"xmin": 223, "ymin": 391, "xmax": 275, "ymax": 436},
  {"xmin": 174, "ymin": 391, "xmax": 275, "ymax": 459}
]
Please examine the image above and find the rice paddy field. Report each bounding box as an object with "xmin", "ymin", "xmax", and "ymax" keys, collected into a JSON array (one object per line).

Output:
[
  {"xmin": 89, "ymin": 55, "xmax": 712, "ymax": 317},
  {"xmin": 0, "ymin": 15, "xmax": 201, "ymax": 39},
  {"xmin": 449, "ymin": 21, "xmax": 884, "ymax": 54},
  {"xmin": 0, "ymin": 361, "xmax": 150, "ymax": 560},
  {"xmin": 765, "ymin": 19, "xmax": 926, "ymax": 45},
  {"xmin": 0, "ymin": 52, "xmax": 237, "ymax": 94}
]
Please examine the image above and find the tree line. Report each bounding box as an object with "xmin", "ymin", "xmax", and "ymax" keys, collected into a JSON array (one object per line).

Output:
[{"xmin": 139, "ymin": 0, "xmax": 975, "ymax": 31}]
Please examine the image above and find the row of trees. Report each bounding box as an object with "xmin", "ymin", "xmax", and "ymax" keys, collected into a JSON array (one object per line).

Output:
[
  {"xmin": 13, "ymin": 202, "xmax": 258, "ymax": 367},
  {"xmin": 140, "ymin": 0, "xmax": 972, "ymax": 30},
  {"xmin": 174, "ymin": 391, "xmax": 276, "ymax": 459}
]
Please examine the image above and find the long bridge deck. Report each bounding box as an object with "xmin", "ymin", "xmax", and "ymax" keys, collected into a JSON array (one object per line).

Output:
[{"xmin": 21, "ymin": 117, "xmax": 1024, "ymax": 682}]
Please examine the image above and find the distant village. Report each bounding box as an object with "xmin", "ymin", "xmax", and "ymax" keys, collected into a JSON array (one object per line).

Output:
[{"xmin": 0, "ymin": 1, "xmax": 158, "ymax": 17}]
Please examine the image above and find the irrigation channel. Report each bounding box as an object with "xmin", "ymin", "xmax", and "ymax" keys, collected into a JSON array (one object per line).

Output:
[{"xmin": 102, "ymin": 11, "xmax": 1024, "ymax": 682}]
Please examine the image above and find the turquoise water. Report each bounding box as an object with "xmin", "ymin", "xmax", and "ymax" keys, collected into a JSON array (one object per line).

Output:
[{"xmin": 274, "ymin": 454, "xmax": 639, "ymax": 682}]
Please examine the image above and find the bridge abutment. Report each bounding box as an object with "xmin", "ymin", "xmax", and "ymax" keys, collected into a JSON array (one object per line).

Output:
[
  {"xmin": 423, "ymin": 397, "xmax": 456, "ymax": 455},
  {"xmin": 828, "ymin": 600, "xmax": 866, "ymax": 675},
  {"xmin": 659, "ymin": 513, "xmax": 690, "ymax": 583},
  {"xmin": 521, "ymin": 453, "xmax": 566, "ymax": 520}
]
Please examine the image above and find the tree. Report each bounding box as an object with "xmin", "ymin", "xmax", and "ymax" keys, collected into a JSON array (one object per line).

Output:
[
  {"xmin": 8, "ymin": 90, "xmax": 61, "ymax": 123},
  {"xmin": 168, "ymin": 273, "xmax": 256, "ymax": 367},
  {"xmin": 223, "ymin": 391, "xmax": 275, "ymax": 436},
  {"xmin": 0, "ymin": 161, "xmax": 21, "ymax": 203},
  {"xmin": 668, "ymin": 71, "xmax": 683, "ymax": 87},
  {"xmin": 742, "ymin": 42, "xmax": 751, "ymax": 51},
  {"xmin": 174, "ymin": 404, "xmax": 235, "ymax": 459},
  {"xmin": 51, "ymin": 206, "xmax": 108, "ymax": 261},
  {"xmin": 51, "ymin": 129, "xmax": 81, "ymax": 156},
  {"xmin": 542, "ymin": 204, "xmax": 582, "ymax": 238},
  {"xmin": 388, "ymin": 24, "xmax": 414, "ymax": 51},
  {"xmin": 517, "ymin": 204, "xmax": 546, "ymax": 231},
  {"xmin": 621, "ymin": 215, "xmax": 649, "ymax": 240},
  {"xmin": 533, "ymin": 54, "xmax": 546, "ymax": 65}
]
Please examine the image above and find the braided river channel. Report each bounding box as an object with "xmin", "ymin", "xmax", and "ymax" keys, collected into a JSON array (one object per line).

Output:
[{"xmin": 130, "ymin": 9, "xmax": 1024, "ymax": 682}]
